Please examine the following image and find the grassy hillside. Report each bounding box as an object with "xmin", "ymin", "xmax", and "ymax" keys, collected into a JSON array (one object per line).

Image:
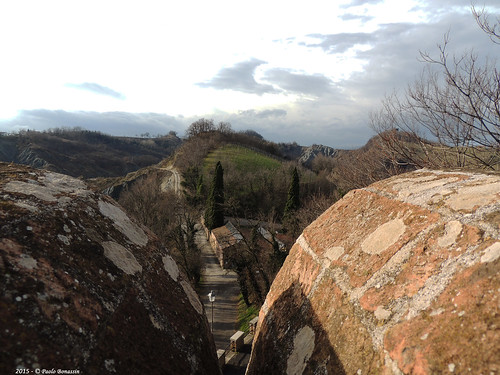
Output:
[
  {"xmin": 203, "ymin": 144, "xmax": 281, "ymax": 174},
  {"xmin": 199, "ymin": 143, "xmax": 334, "ymax": 221}
]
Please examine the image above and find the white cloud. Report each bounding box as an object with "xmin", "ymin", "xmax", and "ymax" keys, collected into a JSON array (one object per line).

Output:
[
  {"xmin": 0, "ymin": 0, "xmax": 498, "ymax": 148},
  {"xmin": 66, "ymin": 83, "xmax": 125, "ymax": 99}
]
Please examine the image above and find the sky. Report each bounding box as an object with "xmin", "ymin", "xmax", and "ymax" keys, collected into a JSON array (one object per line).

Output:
[{"xmin": 0, "ymin": 0, "xmax": 499, "ymax": 148}]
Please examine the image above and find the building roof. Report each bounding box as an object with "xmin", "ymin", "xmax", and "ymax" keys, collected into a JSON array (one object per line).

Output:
[{"xmin": 212, "ymin": 221, "xmax": 243, "ymax": 248}]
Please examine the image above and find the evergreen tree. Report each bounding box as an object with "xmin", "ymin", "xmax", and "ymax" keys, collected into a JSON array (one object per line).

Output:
[
  {"xmin": 283, "ymin": 167, "xmax": 300, "ymax": 219},
  {"xmin": 195, "ymin": 174, "xmax": 204, "ymax": 204},
  {"xmin": 204, "ymin": 161, "xmax": 224, "ymax": 230}
]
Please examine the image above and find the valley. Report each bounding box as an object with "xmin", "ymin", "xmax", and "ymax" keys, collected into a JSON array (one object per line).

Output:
[{"xmin": 1, "ymin": 124, "xmax": 499, "ymax": 374}]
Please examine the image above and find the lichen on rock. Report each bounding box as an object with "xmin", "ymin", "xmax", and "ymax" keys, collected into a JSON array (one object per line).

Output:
[
  {"xmin": 247, "ymin": 169, "xmax": 500, "ymax": 375},
  {"xmin": 0, "ymin": 162, "xmax": 220, "ymax": 375}
]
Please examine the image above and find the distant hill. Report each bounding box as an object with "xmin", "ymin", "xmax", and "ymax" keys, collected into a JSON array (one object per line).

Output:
[
  {"xmin": 0, "ymin": 127, "xmax": 414, "ymax": 194},
  {"xmin": 0, "ymin": 129, "xmax": 182, "ymax": 178},
  {"xmin": 277, "ymin": 143, "xmax": 337, "ymax": 166}
]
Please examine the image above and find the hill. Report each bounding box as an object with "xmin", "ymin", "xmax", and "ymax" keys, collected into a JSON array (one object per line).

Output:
[
  {"xmin": 204, "ymin": 144, "xmax": 281, "ymax": 173},
  {"xmin": 0, "ymin": 129, "xmax": 182, "ymax": 178}
]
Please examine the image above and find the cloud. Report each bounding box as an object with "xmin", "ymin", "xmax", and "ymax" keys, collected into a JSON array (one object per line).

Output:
[
  {"xmin": 66, "ymin": 82, "xmax": 125, "ymax": 99},
  {"xmin": 340, "ymin": 0, "xmax": 384, "ymax": 8},
  {"xmin": 306, "ymin": 32, "xmax": 374, "ymax": 54},
  {"xmin": 197, "ymin": 58, "xmax": 278, "ymax": 95},
  {"xmin": 415, "ymin": 0, "xmax": 499, "ymax": 12},
  {"xmin": 263, "ymin": 69, "xmax": 340, "ymax": 97},
  {"xmin": 339, "ymin": 13, "xmax": 374, "ymax": 22},
  {"xmin": 327, "ymin": 12, "xmax": 498, "ymax": 121},
  {"xmin": 219, "ymin": 104, "xmax": 371, "ymax": 149},
  {"xmin": 0, "ymin": 109, "xmax": 185, "ymax": 136},
  {"xmin": 0, "ymin": 106, "xmax": 373, "ymax": 149},
  {"xmin": 238, "ymin": 108, "xmax": 287, "ymax": 119}
]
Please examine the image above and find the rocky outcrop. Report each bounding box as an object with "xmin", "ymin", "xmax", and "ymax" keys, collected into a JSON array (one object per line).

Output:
[
  {"xmin": 278, "ymin": 143, "xmax": 337, "ymax": 166},
  {"xmin": 298, "ymin": 144, "xmax": 337, "ymax": 166},
  {"xmin": 0, "ymin": 162, "xmax": 220, "ymax": 374},
  {"xmin": 247, "ymin": 169, "xmax": 500, "ymax": 375}
]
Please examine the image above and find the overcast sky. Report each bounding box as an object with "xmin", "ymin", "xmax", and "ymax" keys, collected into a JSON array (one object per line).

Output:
[{"xmin": 0, "ymin": 0, "xmax": 499, "ymax": 148}]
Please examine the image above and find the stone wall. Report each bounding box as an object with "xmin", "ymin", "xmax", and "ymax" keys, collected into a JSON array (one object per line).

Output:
[{"xmin": 247, "ymin": 169, "xmax": 500, "ymax": 375}]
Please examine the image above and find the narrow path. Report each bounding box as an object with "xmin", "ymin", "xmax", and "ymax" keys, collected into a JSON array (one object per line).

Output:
[
  {"xmin": 195, "ymin": 225, "xmax": 240, "ymax": 350},
  {"xmin": 158, "ymin": 165, "xmax": 182, "ymax": 194}
]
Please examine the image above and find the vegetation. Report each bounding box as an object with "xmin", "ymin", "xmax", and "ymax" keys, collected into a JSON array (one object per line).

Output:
[
  {"xmin": 282, "ymin": 167, "xmax": 301, "ymax": 237},
  {"xmin": 204, "ymin": 144, "xmax": 281, "ymax": 173},
  {"xmin": 237, "ymin": 293, "xmax": 259, "ymax": 332},
  {"xmin": 0, "ymin": 127, "xmax": 181, "ymax": 178},
  {"xmin": 7, "ymin": 7, "xmax": 497, "ymax": 327},
  {"xmin": 371, "ymin": 6, "xmax": 500, "ymax": 170},
  {"xmin": 283, "ymin": 167, "xmax": 300, "ymax": 218},
  {"xmin": 118, "ymin": 173, "xmax": 202, "ymax": 285},
  {"xmin": 204, "ymin": 161, "xmax": 225, "ymax": 230}
]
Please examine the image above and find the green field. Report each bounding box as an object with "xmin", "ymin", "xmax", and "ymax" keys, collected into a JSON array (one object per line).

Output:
[{"xmin": 203, "ymin": 144, "xmax": 281, "ymax": 173}]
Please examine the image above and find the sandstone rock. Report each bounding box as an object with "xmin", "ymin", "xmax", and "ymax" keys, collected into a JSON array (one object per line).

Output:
[
  {"xmin": 0, "ymin": 162, "xmax": 220, "ymax": 374},
  {"xmin": 247, "ymin": 169, "xmax": 500, "ymax": 375}
]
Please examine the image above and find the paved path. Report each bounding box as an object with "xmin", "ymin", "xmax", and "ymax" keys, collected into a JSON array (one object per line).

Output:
[
  {"xmin": 196, "ymin": 225, "xmax": 240, "ymax": 350},
  {"xmin": 223, "ymin": 334, "xmax": 253, "ymax": 375}
]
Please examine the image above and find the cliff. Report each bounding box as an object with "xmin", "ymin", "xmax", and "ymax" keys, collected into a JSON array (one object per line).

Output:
[
  {"xmin": 0, "ymin": 131, "xmax": 181, "ymax": 178},
  {"xmin": 298, "ymin": 144, "xmax": 337, "ymax": 166},
  {"xmin": 247, "ymin": 169, "xmax": 500, "ymax": 374},
  {"xmin": 0, "ymin": 162, "xmax": 220, "ymax": 374}
]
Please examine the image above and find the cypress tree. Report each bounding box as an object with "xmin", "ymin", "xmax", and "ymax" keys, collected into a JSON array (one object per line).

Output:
[
  {"xmin": 283, "ymin": 167, "xmax": 300, "ymax": 219},
  {"xmin": 204, "ymin": 161, "xmax": 224, "ymax": 230}
]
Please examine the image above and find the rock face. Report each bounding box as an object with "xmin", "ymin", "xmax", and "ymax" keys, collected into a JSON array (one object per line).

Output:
[
  {"xmin": 247, "ymin": 169, "xmax": 500, "ymax": 375},
  {"xmin": 0, "ymin": 163, "xmax": 220, "ymax": 374},
  {"xmin": 298, "ymin": 144, "xmax": 337, "ymax": 166}
]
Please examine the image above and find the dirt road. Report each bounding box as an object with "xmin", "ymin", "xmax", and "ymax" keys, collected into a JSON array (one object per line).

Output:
[
  {"xmin": 195, "ymin": 225, "xmax": 240, "ymax": 350},
  {"xmin": 158, "ymin": 164, "xmax": 182, "ymax": 194}
]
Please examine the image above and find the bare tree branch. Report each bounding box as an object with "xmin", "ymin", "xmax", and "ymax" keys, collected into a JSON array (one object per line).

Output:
[{"xmin": 371, "ymin": 8, "xmax": 500, "ymax": 170}]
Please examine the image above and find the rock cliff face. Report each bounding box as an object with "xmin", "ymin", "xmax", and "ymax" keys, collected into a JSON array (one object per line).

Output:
[
  {"xmin": 247, "ymin": 169, "xmax": 500, "ymax": 375},
  {"xmin": 0, "ymin": 163, "xmax": 220, "ymax": 374},
  {"xmin": 298, "ymin": 144, "xmax": 337, "ymax": 166}
]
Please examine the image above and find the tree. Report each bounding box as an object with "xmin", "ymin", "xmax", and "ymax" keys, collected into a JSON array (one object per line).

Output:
[
  {"xmin": 283, "ymin": 167, "xmax": 300, "ymax": 218},
  {"xmin": 118, "ymin": 174, "xmax": 202, "ymax": 285},
  {"xmin": 371, "ymin": 6, "xmax": 500, "ymax": 170},
  {"xmin": 241, "ymin": 129, "xmax": 264, "ymax": 140},
  {"xmin": 282, "ymin": 167, "xmax": 301, "ymax": 237},
  {"xmin": 204, "ymin": 161, "xmax": 224, "ymax": 230},
  {"xmin": 186, "ymin": 118, "xmax": 215, "ymax": 138},
  {"xmin": 217, "ymin": 121, "xmax": 233, "ymax": 134}
]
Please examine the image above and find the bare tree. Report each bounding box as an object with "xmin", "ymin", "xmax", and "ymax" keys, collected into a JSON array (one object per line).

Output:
[
  {"xmin": 371, "ymin": 7, "xmax": 500, "ymax": 170},
  {"xmin": 473, "ymin": 6, "xmax": 500, "ymax": 44},
  {"xmin": 186, "ymin": 118, "xmax": 215, "ymax": 138},
  {"xmin": 217, "ymin": 121, "xmax": 233, "ymax": 134},
  {"xmin": 118, "ymin": 174, "xmax": 202, "ymax": 285}
]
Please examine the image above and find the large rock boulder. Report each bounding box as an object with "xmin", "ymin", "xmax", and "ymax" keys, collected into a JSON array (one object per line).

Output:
[
  {"xmin": 247, "ymin": 169, "xmax": 500, "ymax": 375},
  {"xmin": 0, "ymin": 163, "xmax": 220, "ymax": 374}
]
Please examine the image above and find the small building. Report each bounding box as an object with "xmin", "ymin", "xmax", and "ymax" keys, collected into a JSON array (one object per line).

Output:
[{"xmin": 209, "ymin": 221, "xmax": 243, "ymax": 269}]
